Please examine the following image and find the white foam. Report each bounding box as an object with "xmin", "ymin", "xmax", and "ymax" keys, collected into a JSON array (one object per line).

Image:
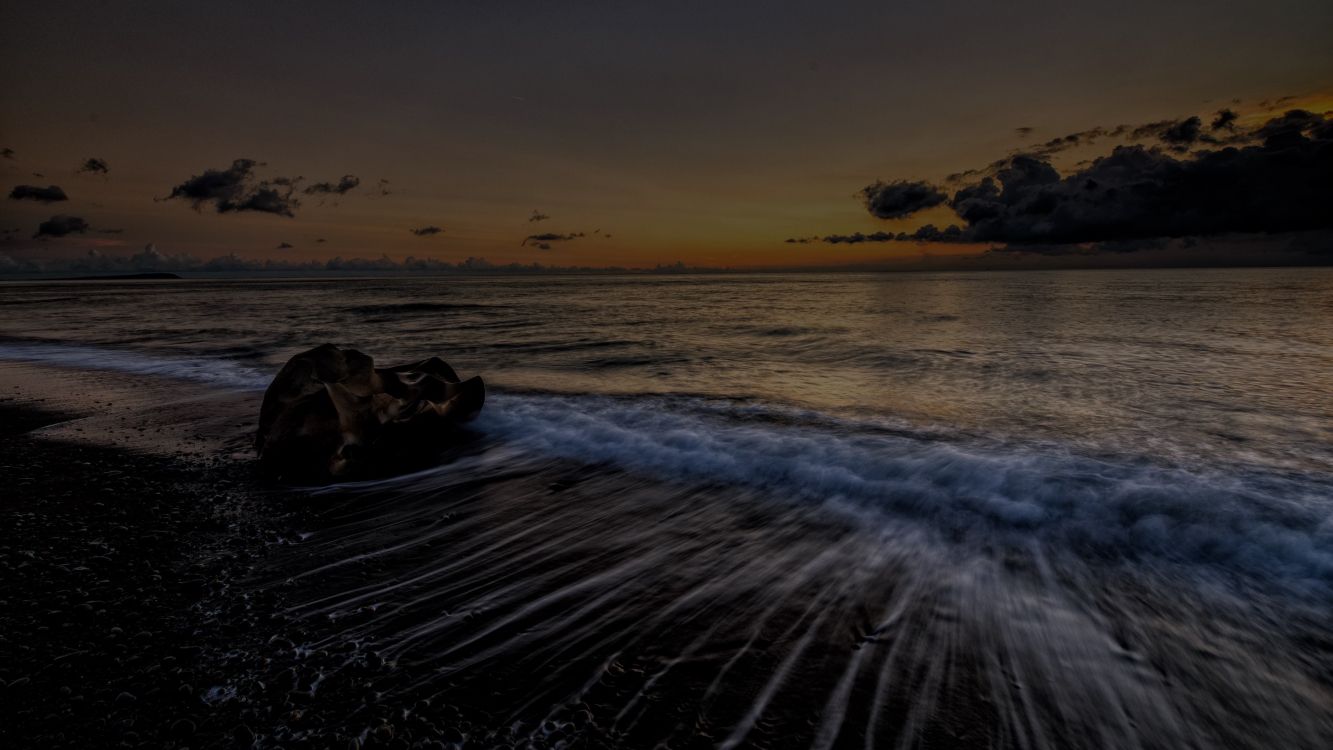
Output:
[
  {"xmin": 476, "ymin": 392, "xmax": 1333, "ymax": 591},
  {"xmin": 0, "ymin": 342, "xmax": 270, "ymax": 390}
]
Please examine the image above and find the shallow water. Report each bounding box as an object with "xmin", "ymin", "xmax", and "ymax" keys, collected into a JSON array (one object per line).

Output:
[{"xmin": 3, "ymin": 269, "xmax": 1332, "ymax": 747}]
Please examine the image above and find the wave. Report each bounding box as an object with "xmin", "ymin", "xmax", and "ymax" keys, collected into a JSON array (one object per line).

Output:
[
  {"xmin": 473, "ymin": 392, "xmax": 1333, "ymax": 595},
  {"xmin": 347, "ymin": 302, "xmax": 508, "ymax": 315},
  {"xmin": 4, "ymin": 342, "xmax": 1330, "ymax": 595},
  {"xmin": 0, "ymin": 341, "xmax": 271, "ymax": 391}
]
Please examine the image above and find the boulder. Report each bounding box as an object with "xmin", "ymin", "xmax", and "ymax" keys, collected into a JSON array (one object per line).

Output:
[{"xmin": 255, "ymin": 344, "xmax": 484, "ymax": 479}]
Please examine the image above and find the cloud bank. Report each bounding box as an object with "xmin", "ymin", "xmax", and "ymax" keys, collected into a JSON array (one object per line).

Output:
[{"xmin": 794, "ymin": 108, "xmax": 1333, "ymax": 250}]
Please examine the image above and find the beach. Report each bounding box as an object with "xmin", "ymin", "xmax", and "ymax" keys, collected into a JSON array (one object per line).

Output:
[{"xmin": 2, "ymin": 271, "xmax": 1332, "ymax": 749}]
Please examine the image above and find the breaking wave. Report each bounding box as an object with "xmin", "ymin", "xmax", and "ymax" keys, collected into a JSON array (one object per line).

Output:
[
  {"xmin": 4, "ymin": 342, "xmax": 1330, "ymax": 596},
  {"xmin": 473, "ymin": 393, "xmax": 1333, "ymax": 595}
]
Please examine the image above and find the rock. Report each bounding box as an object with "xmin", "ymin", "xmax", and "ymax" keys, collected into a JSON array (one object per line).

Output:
[{"xmin": 255, "ymin": 344, "xmax": 485, "ymax": 479}]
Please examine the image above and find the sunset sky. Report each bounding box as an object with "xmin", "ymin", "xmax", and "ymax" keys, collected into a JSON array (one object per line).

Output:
[{"xmin": 2, "ymin": 1, "xmax": 1331, "ymax": 271}]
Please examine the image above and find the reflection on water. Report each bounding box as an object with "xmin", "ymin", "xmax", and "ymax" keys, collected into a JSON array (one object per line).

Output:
[{"xmin": 3, "ymin": 268, "xmax": 1332, "ymax": 473}]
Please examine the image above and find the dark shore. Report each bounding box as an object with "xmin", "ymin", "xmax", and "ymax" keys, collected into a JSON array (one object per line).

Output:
[
  {"xmin": 0, "ymin": 364, "xmax": 948, "ymax": 750},
  {"xmin": 4, "ymin": 360, "xmax": 1331, "ymax": 750},
  {"xmin": 0, "ymin": 368, "xmax": 511, "ymax": 749}
]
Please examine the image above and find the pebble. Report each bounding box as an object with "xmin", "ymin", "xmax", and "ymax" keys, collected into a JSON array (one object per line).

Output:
[{"xmin": 171, "ymin": 718, "xmax": 196, "ymax": 737}]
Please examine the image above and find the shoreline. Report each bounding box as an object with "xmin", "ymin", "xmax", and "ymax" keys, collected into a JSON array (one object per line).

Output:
[
  {"xmin": 0, "ymin": 368, "xmax": 493, "ymax": 749},
  {"xmin": 3, "ymin": 359, "xmax": 1331, "ymax": 749},
  {"xmin": 0, "ymin": 400, "xmax": 292, "ymax": 747}
]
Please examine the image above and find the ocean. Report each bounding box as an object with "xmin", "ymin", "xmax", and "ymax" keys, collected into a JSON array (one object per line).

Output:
[{"xmin": 3, "ymin": 268, "xmax": 1332, "ymax": 748}]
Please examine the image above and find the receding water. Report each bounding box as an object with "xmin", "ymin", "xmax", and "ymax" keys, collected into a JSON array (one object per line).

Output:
[{"xmin": 2, "ymin": 268, "xmax": 1332, "ymax": 748}]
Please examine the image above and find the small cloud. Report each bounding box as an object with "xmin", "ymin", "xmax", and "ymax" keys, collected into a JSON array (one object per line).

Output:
[
  {"xmin": 1211, "ymin": 109, "xmax": 1239, "ymax": 130},
  {"xmin": 1, "ymin": 148, "xmax": 14, "ymax": 160},
  {"xmin": 34, "ymin": 214, "xmax": 91, "ymax": 238},
  {"xmin": 529, "ymin": 210, "xmax": 550, "ymax": 222},
  {"xmin": 9, "ymin": 185, "xmax": 69, "ymax": 203},
  {"xmin": 1130, "ymin": 116, "xmax": 1204, "ymax": 149},
  {"xmin": 164, "ymin": 158, "xmax": 301, "ymax": 217},
  {"xmin": 411, "ymin": 225, "xmax": 443, "ymax": 236},
  {"xmin": 277, "ymin": 241, "xmax": 295, "ymax": 249},
  {"xmin": 522, "ymin": 231, "xmax": 583, "ymax": 246},
  {"xmin": 859, "ymin": 180, "xmax": 947, "ymax": 219},
  {"xmin": 1015, "ymin": 126, "xmax": 1035, "ymax": 138},
  {"xmin": 536, "ymin": 242, "xmax": 552, "ymax": 250},
  {"xmin": 370, "ymin": 178, "xmax": 392, "ymax": 197},
  {"xmin": 78, "ymin": 157, "xmax": 109, "ymax": 174},
  {"xmin": 304, "ymin": 175, "xmax": 360, "ymax": 195},
  {"xmin": 315, "ymin": 237, "xmax": 327, "ymax": 243}
]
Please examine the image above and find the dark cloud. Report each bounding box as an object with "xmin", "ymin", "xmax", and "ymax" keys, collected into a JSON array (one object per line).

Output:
[
  {"xmin": 34, "ymin": 215, "xmax": 91, "ymax": 238},
  {"xmin": 0, "ymin": 250, "xmax": 647, "ymax": 276},
  {"xmin": 535, "ymin": 243, "xmax": 552, "ymax": 250},
  {"xmin": 304, "ymin": 175, "xmax": 360, "ymax": 195},
  {"xmin": 820, "ymin": 231, "xmax": 894, "ymax": 244},
  {"xmin": 1020, "ymin": 125, "xmax": 1131, "ymax": 160},
  {"xmin": 164, "ymin": 159, "xmax": 301, "ymax": 217},
  {"xmin": 529, "ymin": 210, "xmax": 550, "ymax": 222},
  {"xmin": 947, "ymin": 111, "xmax": 1333, "ymax": 244},
  {"xmin": 369, "ymin": 178, "xmax": 392, "ymax": 197},
  {"xmin": 522, "ymin": 232, "xmax": 584, "ymax": 246},
  {"xmin": 801, "ymin": 109, "xmax": 1333, "ymax": 249},
  {"xmin": 1015, "ymin": 127, "xmax": 1035, "ymax": 138},
  {"xmin": 410, "ymin": 225, "xmax": 443, "ymax": 236},
  {"xmin": 819, "ymin": 225, "xmax": 964, "ymax": 244},
  {"xmin": 1211, "ymin": 109, "xmax": 1239, "ymax": 130},
  {"xmin": 2, "ymin": 148, "xmax": 15, "ymax": 159},
  {"xmin": 78, "ymin": 157, "xmax": 109, "ymax": 174},
  {"xmin": 9, "ymin": 185, "xmax": 69, "ymax": 203},
  {"xmin": 315, "ymin": 238, "xmax": 327, "ymax": 243},
  {"xmin": 277, "ymin": 242, "xmax": 295, "ymax": 249},
  {"xmin": 858, "ymin": 180, "xmax": 947, "ymax": 219},
  {"xmin": 1131, "ymin": 116, "xmax": 1205, "ymax": 149}
]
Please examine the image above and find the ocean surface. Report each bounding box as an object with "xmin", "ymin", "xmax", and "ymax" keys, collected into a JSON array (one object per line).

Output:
[{"xmin": 3, "ymin": 268, "xmax": 1333, "ymax": 748}]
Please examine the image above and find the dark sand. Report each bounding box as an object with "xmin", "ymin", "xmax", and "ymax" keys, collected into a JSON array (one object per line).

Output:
[
  {"xmin": 0, "ymin": 365, "xmax": 489, "ymax": 749},
  {"xmin": 0, "ymin": 364, "xmax": 949, "ymax": 750},
  {"xmin": 4, "ymin": 361, "xmax": 1331, "ymax": 750}
]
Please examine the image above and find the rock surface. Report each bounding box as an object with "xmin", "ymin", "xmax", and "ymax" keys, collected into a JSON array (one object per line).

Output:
[{"xmin": 255, "ymin": 344, "xmax": 484, "ymax": 479}]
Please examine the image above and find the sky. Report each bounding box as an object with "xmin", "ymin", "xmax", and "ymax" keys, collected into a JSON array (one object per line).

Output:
[{"xmin": 1, "ymin": 1, "xmax": 1331, "ymax": 272}]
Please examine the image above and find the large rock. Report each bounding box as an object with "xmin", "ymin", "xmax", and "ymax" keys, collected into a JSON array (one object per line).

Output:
[{"xmin": 255, "ymin": 344, "xmax": 485, "ymax": 479}]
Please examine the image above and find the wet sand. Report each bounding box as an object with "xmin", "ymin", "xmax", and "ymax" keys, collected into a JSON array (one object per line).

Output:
[{"xmin": 3, "ymin": 361, "xmax": 1332, "ymax": 749}]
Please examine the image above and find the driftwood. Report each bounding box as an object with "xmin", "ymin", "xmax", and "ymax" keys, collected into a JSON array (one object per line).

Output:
[{"xmin": 255, "ymin": 344, "xmax": 484, "ymax": 479}]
